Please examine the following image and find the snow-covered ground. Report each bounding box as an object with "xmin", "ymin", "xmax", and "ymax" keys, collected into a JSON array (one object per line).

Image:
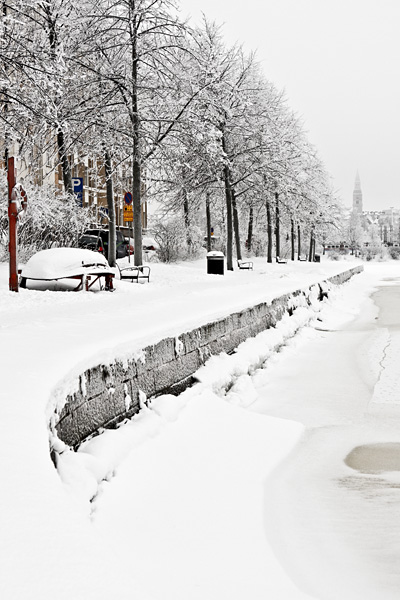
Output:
[{"xmin": 1, "ymin": 254, "xmax": 398, "ymax": 599}]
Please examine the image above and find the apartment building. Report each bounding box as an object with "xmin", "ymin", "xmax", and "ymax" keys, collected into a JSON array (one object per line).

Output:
[{"xmin": 4, "ymin": 143, "xmax": 148, "ymax": 230}]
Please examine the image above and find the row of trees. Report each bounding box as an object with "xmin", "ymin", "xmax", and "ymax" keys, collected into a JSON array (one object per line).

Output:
[{"xmin": 0, "ymin": 0, "xmax": 342, "ymax": 266}]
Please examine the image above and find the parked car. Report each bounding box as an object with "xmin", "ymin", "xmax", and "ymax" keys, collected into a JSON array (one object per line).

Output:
[
  {"xmin": 125, "ymin": 237, "xmax": 134, "ymax": 255},
  {"xmin": 78, "ymin": 229, "xmax": 129, "ymax": 259},
  {"xmin": 124, "ymin": 235, "xmax": 158, "ymax": 259}
]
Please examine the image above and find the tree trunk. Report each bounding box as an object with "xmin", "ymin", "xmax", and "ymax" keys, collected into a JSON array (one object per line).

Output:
[
  {"xmin": 205, "ymin": 191, "xmax": 212, "ymax": 252},
  {"xmin": 132, "ymin": 157, "xmax": 143, "ymax": 266},
  {"xmin": 44, "ymin": 6, "xmax": 73, "ymax": 196},
  {"xmin": 266, "ymin": 197, "xmax": 273, "ymax": 263},
  {"xmin": 232, "ymin": 189, "xmax": 242, "ymax": 261},
  {"xmin": 291, "ymin": 219, "xmax": 295, "ymax": 261},
  {"xmin": 297, "ymin": 224, "xmax": 301, "ymax": 259},
  {"xmin": 2, "ymin": 0, "xmax": 8, "ymax": 167},
  {"xmin": 104, "ymin": 148, "xmax": 116, "ymax": 267},
  {"xmin": 223, "ymin": 164, "xmax": 234, "ymax": 270},
  {"xmin": 247, "ymin": 205, "xmax": 253, "ymax": 253},
  {"xmin": 221, "ymin": 131, "xmax": 233, "ymax": 270},
  {"xmin": 131, "ymin": 9, "xmax": 143, "ymax": 267},
  {"xmin": 183, "ymin": 189, "xmax": 192, "ymax": 250},
  {"xmin": 56, "ymin": 128, "xmax": 73, "ymax": 195},
  {"xmin": 275, "ymin": 190, "xmax": 280, "ymax": 258},
  {"xmin": 308, "ymin": 227, "xmax": 315, "ymax": 262}
]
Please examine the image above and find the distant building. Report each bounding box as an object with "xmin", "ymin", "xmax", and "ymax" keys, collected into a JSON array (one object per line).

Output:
[
  {"xmin": 325, "ymin": 172, "xmax": 400, "ymax": 254},
  {"xmin": 363, "ymin": 208, "xmax": 400, "ymax": 245},
  {"xmin": 353, "ymin": 171, "xmax": 363, "ymax": 213},
  {"xmin": 352, "ymin": 172, "xmax": 400, "ymax": 245}
]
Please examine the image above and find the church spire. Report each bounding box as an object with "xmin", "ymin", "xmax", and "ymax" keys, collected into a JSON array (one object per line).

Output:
[{"xmin": 353, "ymin": 171, "xmax": 363, "ymax": 213}]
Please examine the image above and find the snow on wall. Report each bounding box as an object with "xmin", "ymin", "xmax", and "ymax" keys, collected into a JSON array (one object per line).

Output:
[{"xmin": 53, "ymin": 266, "xmax": 363, "ymax": 448}]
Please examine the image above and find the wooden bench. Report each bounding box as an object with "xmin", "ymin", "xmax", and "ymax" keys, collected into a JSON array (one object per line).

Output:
[
  {"xmin": 117, "ymin": 263, "xmax": 150, "ymax": 283},
  {"xmin": 276, "ymin": 256, "xmax": 287, "ymax": 264},
  {"xmin": 237, "ymin": 259, "xmax": 253, "ymax": 270}
]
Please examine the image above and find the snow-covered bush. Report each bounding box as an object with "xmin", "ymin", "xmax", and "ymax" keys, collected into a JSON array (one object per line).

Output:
[
  {"xmin": 186, "ymin": 224, "xmax": 204, "ymax": 258},
  {"xmin": 388, "ymin": 246, "xmax": 400, "ymax": 260},
  {"xmin": 151, "ymin": 220, "xmax": 181, "ymax": 262},
  {"xmin": 359, "ymin": 244, "xmax": 387, "ymax": 261},
  {"xmin": 0, "ymin": 172, "xmax": 95, "ymax": 262},
  {"xmin": 152, "ymin": 218, "xmax": 204, "ymax": 262},
  {"xmin": 247, "ymin": 233, "xmax": 266, "ymax": 257},
  {"xmin": 360, "ymin": 245, "xmax": 379, "ymax": 261}
]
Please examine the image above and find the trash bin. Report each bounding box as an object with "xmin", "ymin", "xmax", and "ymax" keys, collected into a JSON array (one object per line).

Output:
[
  {"xmin": 207, "ymin": 251, "xmax": 225, "ymax": 275},
  {"xmin": 314, "ymin": 254, "xmax": 320, "ymax": 263}
]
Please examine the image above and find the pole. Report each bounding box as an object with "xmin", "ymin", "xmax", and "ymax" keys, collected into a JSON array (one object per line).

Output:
[
  {"xmin": 7, "ymin": 157, "xmax": 18, "ymax": 292},
  {"xmin": 129, "ymin": 222, "xmax": 133, "ymax": 264}
]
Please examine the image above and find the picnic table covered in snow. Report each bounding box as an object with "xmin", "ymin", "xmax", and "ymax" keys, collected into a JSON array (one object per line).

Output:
[{"xmin": 19, "ymin": 247, "xmax": 115, "ymax": 291}]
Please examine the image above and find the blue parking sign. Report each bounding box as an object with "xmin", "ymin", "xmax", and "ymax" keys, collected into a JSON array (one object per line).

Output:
[
  {"xmin": 124, "ymin": 191, "xmax": 133, "ymax": 205},
  {"xmin": 72, "ymin": 177, "xmax": 83, "ymax": 207}
]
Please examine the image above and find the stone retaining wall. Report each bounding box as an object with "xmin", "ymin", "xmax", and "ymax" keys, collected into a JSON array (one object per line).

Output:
[{"xmin": 54, "ymin": 265, "xmax": 363, "ymax": 447}]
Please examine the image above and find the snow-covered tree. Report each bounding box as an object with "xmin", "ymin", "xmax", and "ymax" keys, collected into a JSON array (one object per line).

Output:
[
  {"xmin": 0, "ymin": 1, "xmax": 88, "ymax": 190},
  {"xmin": 347, "ymin": 210, "xmax": 364, "ymax": 256},
  {"xmin": 0, "ymin": 170, "xmax": 94, "ymax": 261}
]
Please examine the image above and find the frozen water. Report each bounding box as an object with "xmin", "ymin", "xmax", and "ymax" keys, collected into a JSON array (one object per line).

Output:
[
  {"xmin": 345, "ymin": 443, "xmax": 400, "ymax": 473},
  {"xmin": 251, "ymin": 266, "xmax": 400, "ymax": 599}
]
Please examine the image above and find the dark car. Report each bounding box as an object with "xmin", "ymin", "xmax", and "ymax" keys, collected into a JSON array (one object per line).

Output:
[{"xmin": 78, "ymin": 229, "xmax": 128, "ymax": 259}]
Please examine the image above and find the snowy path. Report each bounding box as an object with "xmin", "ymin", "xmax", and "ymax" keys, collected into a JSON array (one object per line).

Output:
[{"xmin": 250, "ymin": 275, "xmax": 400, "ymax": 599}]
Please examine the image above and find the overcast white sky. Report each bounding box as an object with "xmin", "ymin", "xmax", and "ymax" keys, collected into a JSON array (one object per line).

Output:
[{"xmin": 179, "ymin": 0, "xmax": 400, "ymax": 211}]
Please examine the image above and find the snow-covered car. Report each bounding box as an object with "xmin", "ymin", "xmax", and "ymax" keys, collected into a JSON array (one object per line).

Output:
[
  {"xmin": 143, "ymin": 235, "xmax": 158, "ymax": 251},
  {"xmin": 124, "ymin": 235, "xmax": 158, "ymax": 260}
]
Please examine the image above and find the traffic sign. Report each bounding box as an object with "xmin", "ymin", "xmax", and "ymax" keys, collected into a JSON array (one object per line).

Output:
[
  {"xmin": 124, "ymin": 192, "xmax": 133, "ymax": 205},
  {"xmin": 72, "ymin": 177, "xmax": 83, "ymax": 207},
  {"xmin": 123, "ymin": 205, "xmax": 133, "ymax": 222}
]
